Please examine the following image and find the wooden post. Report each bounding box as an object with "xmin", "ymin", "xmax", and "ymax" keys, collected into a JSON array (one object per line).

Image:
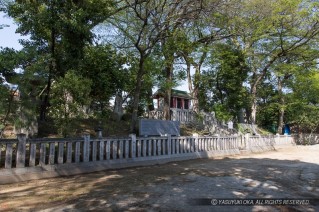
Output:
[{"xmin": 16, "ymin": 133, "xmax": 27, "ymax": 168}]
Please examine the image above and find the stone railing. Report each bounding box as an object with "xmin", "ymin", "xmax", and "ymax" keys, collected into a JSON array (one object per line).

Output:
[
  {"xmin": 293, "ymin": 134, "xmax": 319, "ymax": 145},
  {"xmin": 146, "ymin": 108, "xmax": 197, "ymax": 123},
  {"xmin": 170, "ymin": 108, "xmax": 196, "ymax": 123},
  {"xmin": 0, "ymin": 134, "xmax": 295, "ymax": 184},
  {"xmin": 240, "ymin": 134, "xmax": 295, "ymax": 152},
  {"xmin": 147, "ymin": 110, "xmax": 165, "ymax": 120}
]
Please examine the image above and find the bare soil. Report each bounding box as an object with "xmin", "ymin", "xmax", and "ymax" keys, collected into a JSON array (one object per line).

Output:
[{"xmin": 0, "ymin": 145, "xmax": 318, "ymax": 212}]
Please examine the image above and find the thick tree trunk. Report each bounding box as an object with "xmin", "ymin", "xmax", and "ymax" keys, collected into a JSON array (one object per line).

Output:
[{"xmin": 130, "ymin": 57, "xmax": 145, "ymax": 133}]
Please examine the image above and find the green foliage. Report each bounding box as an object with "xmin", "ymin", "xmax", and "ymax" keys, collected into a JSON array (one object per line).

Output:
[
  {"xmin": 199, "ymin": 43, "xmax": 249, "ymax": 121},
  {"xmin": 49, "ymin": 71, "xmax": 92, "ymax": 137},
  {"xmin": 1, "ymin": 0, "xmax": 319, "ymax": 136},
  {"xmin": 8, "ymin": 0, "xmax": 114, "ymax": 76},
  {"xmin": 212, "ymin": 103, "xmax": 232, "ymax": 122},
  {"xmin": 255, "ymin": 80, "xmax": 278, "ymax": 128},
  {"xmin": 80, "ymin": 45, "xmax": 127, "ymax": 110},
  {"xmin": 285, "ymin": 71, "xmax": 319, "ymax": 132}
]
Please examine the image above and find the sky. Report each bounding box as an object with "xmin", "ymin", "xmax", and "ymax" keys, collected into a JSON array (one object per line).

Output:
[
  {"xmin": 0, "ymin": 12, "xmax": 26, "ymax": 50},
  {"xmin": 0, "ymin": 11, "xmax": 189, "ymax": 95}
]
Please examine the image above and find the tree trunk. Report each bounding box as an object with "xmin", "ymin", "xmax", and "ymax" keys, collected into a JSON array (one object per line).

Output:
[
  {"xmin": 250, "ymin": 82, "xmax": 257, "ymax": 125},
  {"xmin": 130, "ymin": 57, "xmax": 145, "ymax": 133},
  {"xmin": 163, "ymin": 61, "xmax": 173, "ymax": 120},
  {"xmin": 40, "ymin": 26, "xmax": 56, "ymax": 121},
  {"xmin": 186, "ymin": 60, "xmax": 193, "ymax": 95},
  {"xmin": 192, "ymin": 65, "xmax": 200, "ymax": 113},
  {"xmin": 147, "ymin": 87, "xmax": 154, "ymax": 111},
  {"xmin": 277, "ymin": 77, "xmax": 284, "ymax": 134}
]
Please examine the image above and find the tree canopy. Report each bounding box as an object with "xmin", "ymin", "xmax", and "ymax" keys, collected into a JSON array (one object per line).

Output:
[{"xmin": 1, "ymin": 0, "xmax": 319, "ymax": 137}]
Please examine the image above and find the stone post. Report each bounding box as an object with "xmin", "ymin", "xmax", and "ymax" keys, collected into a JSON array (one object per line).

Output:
[
  {"xmin": 193, "ymin": 133, "xmax": 199, "ymax": 152},
  {"xmin": 167, "ymin": 134, "xmax": 171, "ymax": 155},
  {"xmin": 130, "ymin": 134, "xmax": 136, "ymax": 158},
  {"xmin": 245, "ymin": 133, "xmax": 250, "ymax": 151},
  {"xmin": 16, "ymin": 133, "xmax": 27, "ymax": 168},
  {"xmin": 83, "ymin": 133, "xmax": 90, "ymax": 162}
]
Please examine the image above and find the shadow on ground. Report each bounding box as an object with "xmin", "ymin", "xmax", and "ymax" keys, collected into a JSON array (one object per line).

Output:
[{"xmin": 0, "ymin": 146, "xmax": 319, "ymax": 212}]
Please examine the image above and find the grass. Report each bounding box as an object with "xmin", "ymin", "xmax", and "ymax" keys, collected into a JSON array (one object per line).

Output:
[{"xmin": 2, "ymin": 117, "xmax": 131, "ymax": 138}]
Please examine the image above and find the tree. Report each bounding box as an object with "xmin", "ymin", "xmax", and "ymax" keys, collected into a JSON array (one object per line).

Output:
[
  {"xmin": 285, "ymin": 70, "xmax": 319, "ymax": 133},
  {"xmin": 49, "ymin": 71, "xmax": 91, "ymax": 137},
  {"xmin": 220, "ymin": 0, "xmax": 319, "ymax": 124},
  {"xmin": 0, "ymin": 0, "xmax": 10, "ymax": 29},
  {"xmin": 107, "ymin": 0, "xmax": 204, "ymax": 132},
  {"xmin": 7, "ymin": 0, "xmax": 114, "ymax": 120},
  {"xmin": 199, "ymin": 42, "xmax": 249, "ymax": 121},
  {"xmin": 80, "ymin": 45, "xmax": 127, "ymax": 116},
  {"xmin": 175, "ymin": 0, "xmax": 233, "ymax": 113}
]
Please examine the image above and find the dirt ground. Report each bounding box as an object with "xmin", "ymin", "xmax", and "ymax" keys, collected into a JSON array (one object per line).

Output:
[{"xmin": 0, "ymin": 145, "xmax": 318, "ymax": 212}]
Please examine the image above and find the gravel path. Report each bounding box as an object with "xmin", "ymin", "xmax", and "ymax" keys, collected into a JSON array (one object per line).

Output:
[{"xmin": 0, "ymin": 145, "xmax": 318, "ymax": 212}]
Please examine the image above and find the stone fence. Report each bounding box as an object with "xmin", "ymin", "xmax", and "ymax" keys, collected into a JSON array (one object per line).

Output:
[
  {"xmin": 0, "ymin": 134, "xmax": 295, "ymax": 184},
  {"xmin": 295, "ymin": 134, "xmax": 319, "ymax": 145}
]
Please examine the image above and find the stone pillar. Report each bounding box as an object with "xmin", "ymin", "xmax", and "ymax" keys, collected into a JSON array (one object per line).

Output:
[
  {"xmin": 130, "ymin": 134, "xmax": 136, "ymax": 158},
  {"xmin": 171, "ymin": 108, "xmax": 176, "ymax": 121},
  {"xmin": 245, "ymin": 133, "xmax": 250, "ymax": 150},
  {"xmin": 16, "ymin": 133, "xmax": 27, "ymax": 168},
  {"xmin": 193, "ymin": 133, "xmax": 199, "ymax": 152},
  {"xmin": 167, "ymin": 134, "xmax": 171, "ymax": 155},
  {"xmin": 83, "ymin": 133, "xmax": 90, "ymax": 162}
]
